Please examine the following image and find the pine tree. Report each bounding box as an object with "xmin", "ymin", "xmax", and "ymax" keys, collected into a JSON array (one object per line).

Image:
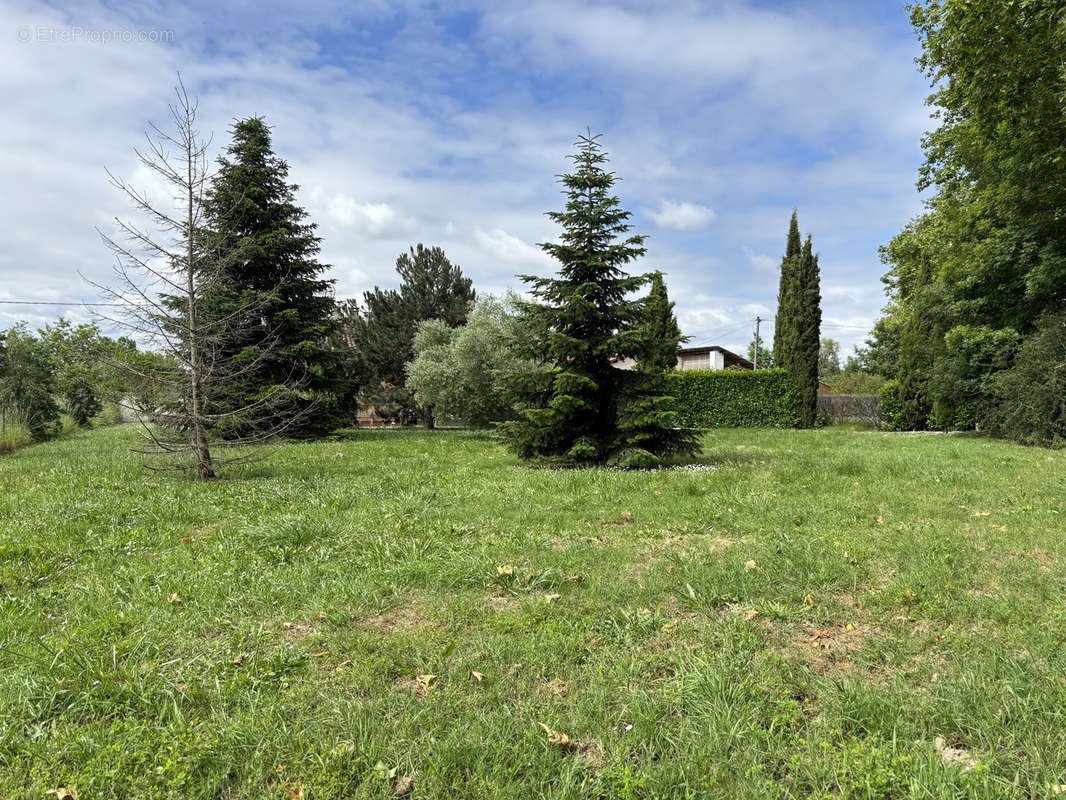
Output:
[
  {"xmin": 359, "ymin": 245, "xmax": 475, "ymax": 427},
  {"xmin": 635, "ymin": 271, "xmax": 685, "ymax": 373},
  {"xmin": 200, "ymin": 117, "xmax": 345, "ymax": 436},
  {"xmin": 502, "ymin": 133, "xmax": 699, "ymax": 467}
]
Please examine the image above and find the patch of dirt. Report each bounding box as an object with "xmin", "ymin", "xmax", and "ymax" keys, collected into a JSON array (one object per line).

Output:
[
  {"xmin": 279, "ymin": 619, "xmax": 315, "ymax": 641},
  {"xmin": 577, "ymin": 739, "xmax": 605, "ymax": 769},
  {"xmin": 544, "ymin": 678, "xmax": 570, "ymax": 696},
  {"xmin": 363, "ymin": 605, "xmax": 435, "ymax": 633},
  {"xmin": 486, "ymin": 595, "xmax": 518, "ymax": 612},
  {"xmin": 1029, "ymin": 549, "xmax": 1056, "ymax": 572},
  {"xmin": 933, "ymin": 737, "xmax": 977, "ymax": 771},
  {"xmin": 781, "ymin": 623, "xmax": 875, "ymax": 676}
]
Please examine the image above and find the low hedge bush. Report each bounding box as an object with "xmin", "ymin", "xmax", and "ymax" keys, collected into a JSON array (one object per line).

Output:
[{"xmin": 667, "ymin": 368, "xmax": 798, "ymax": 428}]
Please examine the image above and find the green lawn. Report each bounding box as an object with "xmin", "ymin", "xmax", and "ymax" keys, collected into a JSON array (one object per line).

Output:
[{"xmin": 2, "ymin": 426, "xmax": 1065, "ymax": 799}]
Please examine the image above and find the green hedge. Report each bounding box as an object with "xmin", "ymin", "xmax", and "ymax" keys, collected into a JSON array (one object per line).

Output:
[{"xmin": 666, "ymin": 368, "xmax": 798, "ymax": 428}]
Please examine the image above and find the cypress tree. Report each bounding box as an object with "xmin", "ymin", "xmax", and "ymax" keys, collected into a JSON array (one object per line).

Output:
[
  {"xmin": 502, "ymin": 133, "xmax": 699, "ymax": 467},
  {"xmin": 201, "ymin": 117, "xmax": 345, "ymax": 436},
  {"xmin": 635, "ymin": 271, "xmax": 685, "ymax": 373},
  {"xmin": 794, "ymin": 235, "xmax": 822, "ymax": 426},
  {"xmin": 773, "ymin": 211, "xmax": 803, "ymax": 370},
  {"xmin": 773, "ymin": 213, "xmax": 821, "ymax": 427}
]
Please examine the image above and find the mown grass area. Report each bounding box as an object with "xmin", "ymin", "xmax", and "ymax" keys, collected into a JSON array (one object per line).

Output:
[{"xmin": 2, "ymin": 426, "xmax": 1065, "ymax": 799}]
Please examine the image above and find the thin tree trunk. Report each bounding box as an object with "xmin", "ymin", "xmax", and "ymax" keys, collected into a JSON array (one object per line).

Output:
[
  {"xmin": 186, "ymin": 135, "xmax": 214, "ymax": 479},
  {"xmin": 423, "ymin": 403, "xmax": 434, "ymax": 430}
]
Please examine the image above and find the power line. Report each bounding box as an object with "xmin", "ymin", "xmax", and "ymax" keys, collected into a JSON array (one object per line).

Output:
[{"xmin": 0, "ymin": 300, "xmax": 122, "ymax": 307}]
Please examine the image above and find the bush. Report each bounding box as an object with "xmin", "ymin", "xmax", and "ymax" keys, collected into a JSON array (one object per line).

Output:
[
  {"xmin": 878, "ymin": 380, "xmax": 907, "ymax": 431},
  {"xmin": 991, "ymin": 313, "xmax": 1066, "ymax": 446},
  {"xmin": 667, "ymin": 369, "xmax": 798, "ymax": 428}
]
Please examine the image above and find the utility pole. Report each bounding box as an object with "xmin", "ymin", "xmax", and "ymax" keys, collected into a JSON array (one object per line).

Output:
[{"xmin": 753, "ymin": 316, "xmax": 762, "ymax": 369}]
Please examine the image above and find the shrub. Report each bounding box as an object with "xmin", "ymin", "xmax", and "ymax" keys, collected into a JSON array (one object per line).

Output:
[
  {"xmin": 878, "ymin": 380, "xmax": 907, "ymax": 431},
  {"xmin": 991, "ymin": 313, "xmax": 1066, "ymax": 446},
  {"xmin": 667, "ymin": 369, "xmax": 798, "ymax": 428}
]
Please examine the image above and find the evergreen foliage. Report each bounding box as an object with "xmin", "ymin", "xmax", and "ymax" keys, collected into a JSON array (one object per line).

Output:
[
  {"xmin": 635, "ymin": 271, "xmax": 685, "ymax": 373},
  {"xmin": 774, "ymin": 212, "xmax": 821, "ymax": 427},
  {"xmin": 500, "ymin": 133, "xmax": 699, "ymax": 467},
  {"xmin": 200, "ymin": 117, "xmax": 345, "ymax": 437},
  {"xmin": 0, "ymin": 325, "xmax": 60, "ymax": 439},
  {"xmin": 667, "ymin": 369, "xmax": 798, "ymax": 428},
  {"xmin": 359, "ymin": 244, "xmax": 475, "ymax": 425}
]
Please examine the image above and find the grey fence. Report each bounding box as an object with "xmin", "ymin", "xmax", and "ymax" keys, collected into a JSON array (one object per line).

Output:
[{"xmin": 817, "ymin": 393, "xmax": 883, "ymax": 427}]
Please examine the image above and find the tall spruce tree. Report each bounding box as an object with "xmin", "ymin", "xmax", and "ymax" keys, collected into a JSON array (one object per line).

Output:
[
  {"xmin": 773, "ymin": 213, "xmax": 821, "ymax": 427},
  {"xmin": 200, "ymin": 117, "xmax": 345, "ymax": 436},
  {"xmin": 635, "ymin": 271, "xmax": 686, "ymax": 373},
  {"xmin": 502, "ymin": 133, "xmax": 699, "ymax": 467}
]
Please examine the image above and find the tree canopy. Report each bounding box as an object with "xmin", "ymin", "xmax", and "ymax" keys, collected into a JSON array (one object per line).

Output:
[{"xmin": 501, "ymin": 133, "xmax": 698, "ymax": 467}]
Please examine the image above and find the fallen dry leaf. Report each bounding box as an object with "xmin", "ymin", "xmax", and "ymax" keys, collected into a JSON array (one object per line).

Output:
[
  {"xmin": 809, "ymin": 629, "xmax": 831, "ymax": 641},
  {"xmin": 538, "ymin": 722, "xmax": 578, "ymax": 750},
  {"xmin": 167, "ymin": 592, "xmax": 181, "ymax": 604},
  {"xmin": 285, "ymin": 785, "xmax": 305, "ymax": 800},
  {"xmin": 316, "ymin": 611, "xmax": 328, "ymax": 619},
  {"xmin": 468, "ymin": 670, "xmax": 485, "ymax": 682},
  {"xmin": 803, "ymin": 594, "xmax": 813, "ymax": 605},
  {"xmin": 744, "ymin": 609, "xmax": 759, "ymax": 620},
  {"xmin": 416, "ymin": 673, "xmax": 437, "ymax": 692},
  {"xmin": 310, "ymin": 652, "xmax": 327, "ymax": 658},
  {"xmin": 496, "ymin": 564, "xmax": 514, "ymax": 577},
  {"xmin": 544, "ymin": 593, "xmax": 561, "ymax": 605},
  {"xmin": 972, "ymin": 511, "xmax": 991, "ymax": 517},
  {"xmin": 620, "ymin": 511, "xmax": 634, "ymax": 521},
  {"xmin": 45, "ymin": 788, "xmax": 77, "ymax": 800},
  {"xmin": 391, "ymin": 775, "xmax": 415, "ymax": 797}
]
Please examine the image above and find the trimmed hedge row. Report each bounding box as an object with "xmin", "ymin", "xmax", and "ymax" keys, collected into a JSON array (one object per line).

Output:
[{"xmin": 666, "ymin": 368, "xmax": 798, "ymax": 428}]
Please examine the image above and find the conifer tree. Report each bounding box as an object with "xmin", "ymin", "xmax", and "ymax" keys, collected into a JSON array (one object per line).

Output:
[
  {"xmin": 358, "ymin": 244, "xmax": 475, "ymax": 427},
  {"xmin": 773, "ymin": 211, "xmax": 803, "ymax": 370},
  {"xmin": 502, "ymin": 133, "xmax": 699, "ymax": 467},
  {"xmin": 200, "ymin": 117, "xmax": 345, "ymax": 436},
  {"xmin": 635, "ymin": 271, "xmax": 685, "ymax": 373},
  {"xmin": 794, "ymin": 235, "xmax": 822, "ymax": 426}
]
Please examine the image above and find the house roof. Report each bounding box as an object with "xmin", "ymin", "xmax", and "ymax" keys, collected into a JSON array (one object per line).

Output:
[{"xmin": 678, "ymin": 345, "xmax": 754, "ymax": 369}]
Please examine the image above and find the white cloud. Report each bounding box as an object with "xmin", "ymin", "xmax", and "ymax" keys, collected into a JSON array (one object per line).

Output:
[
  {"xmin": 648, "ymin": 200, "xmax": 716, "ymax": 231},
  {"xmin": 742, "ymin": 246, "xmax": 777, "ymax": 274},
  {"xmin": 315, "ymin": 192, "xmax": 416, "ymax": 239},
  {"xmin": 473, "ymin": 228, "xmax": 549, "ymax": 267}
]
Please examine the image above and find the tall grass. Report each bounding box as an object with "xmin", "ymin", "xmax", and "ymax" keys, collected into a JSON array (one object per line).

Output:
[{"xmin": 0, "ymin": 421, "xmax": 33, "ymax": 452}]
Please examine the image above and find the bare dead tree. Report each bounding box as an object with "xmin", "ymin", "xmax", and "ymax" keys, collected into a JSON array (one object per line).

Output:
[{"xmin": 94, "ymin": 77, "xmax": 309, "ymax": 478}]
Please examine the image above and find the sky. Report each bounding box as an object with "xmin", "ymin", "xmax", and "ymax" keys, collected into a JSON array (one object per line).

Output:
[{"xmin": 1, "ymin": 0, "xmax": 934, "ymax": 357}]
